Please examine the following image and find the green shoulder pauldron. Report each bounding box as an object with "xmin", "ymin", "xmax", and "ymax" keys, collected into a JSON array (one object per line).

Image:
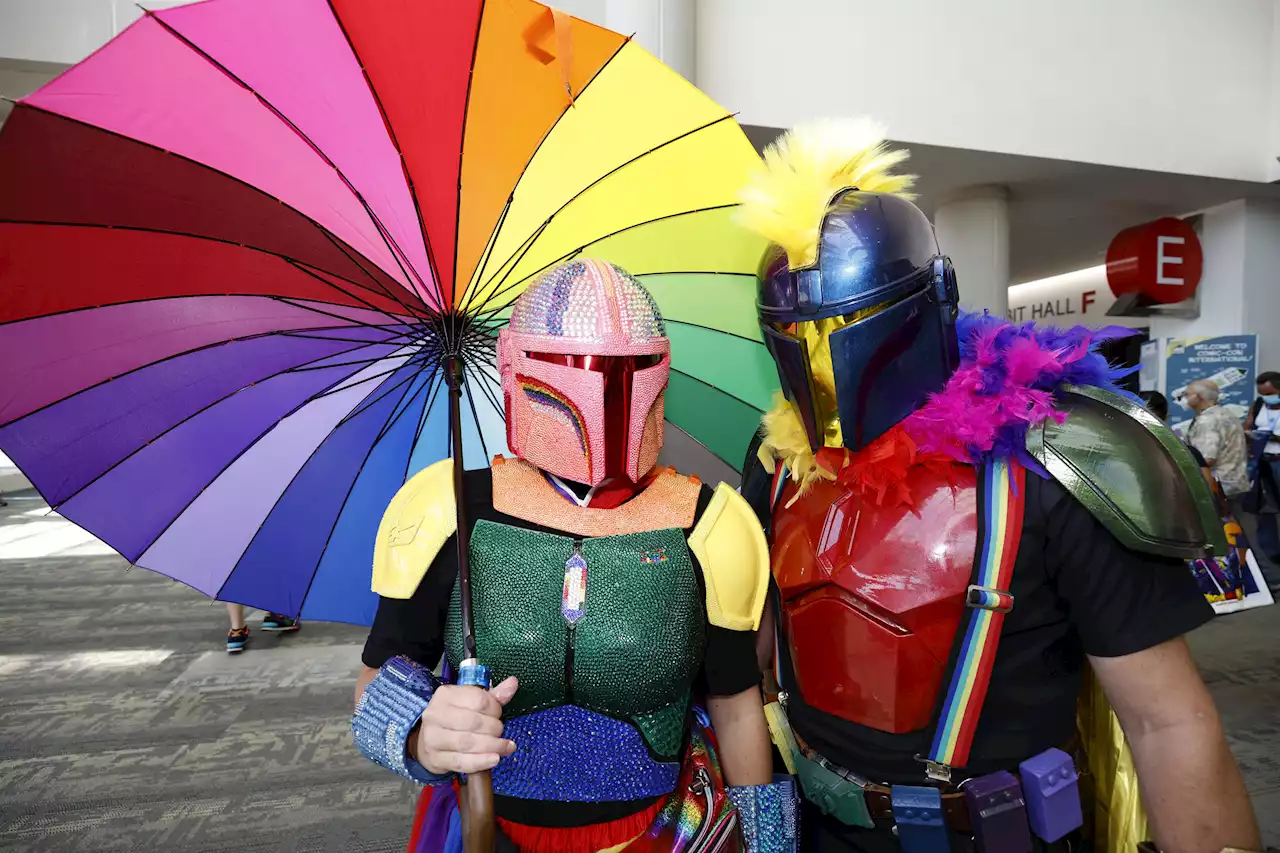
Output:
[{"xmin": 1027, "ymin": 384, "xmax": 1227, "ymax": 559}]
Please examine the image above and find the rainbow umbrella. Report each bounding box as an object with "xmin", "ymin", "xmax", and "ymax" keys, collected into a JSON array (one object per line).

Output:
[{"xmin": 0, "ymin": 0, "xmax": 775, "ymax": 627}]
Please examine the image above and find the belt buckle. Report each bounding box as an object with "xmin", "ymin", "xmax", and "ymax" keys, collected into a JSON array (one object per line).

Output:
[
  {"xmin": 812, "ymin": 752, "xmax": 870, "ymax": 788},
  {"xmin": 966, "ymin": 583, "xmax": 1014, "ymax": 613}
]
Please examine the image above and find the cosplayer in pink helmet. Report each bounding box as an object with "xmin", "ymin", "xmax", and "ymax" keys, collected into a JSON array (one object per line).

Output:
[{"xmin": 498, "ymin": 258, "xmax": 671, "ymax": 486}]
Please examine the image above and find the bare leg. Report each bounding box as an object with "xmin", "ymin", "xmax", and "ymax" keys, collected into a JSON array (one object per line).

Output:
[{"xmin": 226, "ymin": 603, "xmax": 246, "ymax": 630}]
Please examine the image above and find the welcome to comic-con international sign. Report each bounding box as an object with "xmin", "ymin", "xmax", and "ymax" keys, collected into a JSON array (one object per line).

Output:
[{"xmin": 1165, "ymin": 335, "xmax": 1258, "ymax": 435}]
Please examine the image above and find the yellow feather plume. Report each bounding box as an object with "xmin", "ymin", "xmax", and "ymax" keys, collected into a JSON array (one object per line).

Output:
[
  {"xmin": 757, "ymin": 394, "xmax": 834, "ymax": 502},
  {"xmin": 735, "ymin": 118, "xmax": 916, "ymax": 269}
]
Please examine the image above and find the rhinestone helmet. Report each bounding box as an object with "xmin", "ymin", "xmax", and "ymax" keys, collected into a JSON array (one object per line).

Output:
[{"xmin": 497, "ymin": 259, "xmax": 670, "ymax": 485}]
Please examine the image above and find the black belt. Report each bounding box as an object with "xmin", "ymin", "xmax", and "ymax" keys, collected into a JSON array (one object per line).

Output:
[{"xmin": 794, "ymin": 731, "xmax": 974, "ymax": 832}]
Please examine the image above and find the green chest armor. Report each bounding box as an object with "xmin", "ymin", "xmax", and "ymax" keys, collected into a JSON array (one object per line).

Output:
[{"xmin": 445, "ymin": 519, "xmax": 705, "ymax": 759}]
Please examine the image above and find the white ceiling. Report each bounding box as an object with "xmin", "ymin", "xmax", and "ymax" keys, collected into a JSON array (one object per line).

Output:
[{"xmin": 744, "ymin": 125, "xmax": 1280, "ymax": 283}]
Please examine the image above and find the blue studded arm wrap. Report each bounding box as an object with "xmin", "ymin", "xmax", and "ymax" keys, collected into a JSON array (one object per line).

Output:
[
  {"xmin": 351, "ymin": 655, "xmax": 453, "ymax": 786},
  {"xmin": 727, "ymin": 777, "xmax": 799, "ymax": 853}
]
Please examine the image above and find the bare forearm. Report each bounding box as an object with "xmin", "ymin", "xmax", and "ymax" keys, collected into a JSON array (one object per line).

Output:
[
  {"xmin": 708, "ymin": 687, "xmax": 773, "ymax": 787},
  {"xmin": 1092, "ymin": 641, "xmax": 1260, "ymax": 853},
  {"xmin": 354, "ymin": 664, "xmax": 379, "ymax": 708},
  {"xmin": 1129, "ymin": 719, "xmax": 1259, "ymax": 853}
]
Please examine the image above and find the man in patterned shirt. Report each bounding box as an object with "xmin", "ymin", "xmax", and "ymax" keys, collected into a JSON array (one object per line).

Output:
[{"xmin": 1186, "ymin": 380, "xmax": 1250, "ymax": 496}]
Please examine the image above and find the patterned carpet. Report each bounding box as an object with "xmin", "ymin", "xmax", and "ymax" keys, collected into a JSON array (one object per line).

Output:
[
  {"xmin": 0, "ymin": 489, "xmax": 1277, "ymax": 850},
  {"xmin": 0, "ymin": 492, "xmax": 417, "ymax": 852}
]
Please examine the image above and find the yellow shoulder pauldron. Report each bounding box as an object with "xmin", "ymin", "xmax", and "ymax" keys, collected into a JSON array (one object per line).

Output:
[
  {"xmin": 371, "ymin": 460, "xmax": 457, "ymax": 599},
  {"xmin": 688, "ymin": 483, "xmax": 770, "ymax": 631}
]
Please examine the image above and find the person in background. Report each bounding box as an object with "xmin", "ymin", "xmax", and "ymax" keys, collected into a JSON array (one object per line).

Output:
[
  {"xmin": 1139, "ymin": 390, "xmax": 1169, "ymax": 422},
  {"xmin": 1244, "ymin": 371, "xmax": 1280, "ymax": 431},
  {"xmin": 225, "ymin": 603, "xmax": 300, "ymax": 653},
  {"xmin": 1144, "ymin": 390, "xmax": 1208, "ymax": 466},
  {"xmin": 1244, "ymin": 371, "xmax": 1280, "ymax": 571},
  {"xmin": 1185, "ymin": 380, "xmax": 1251, "ymax": 498}
]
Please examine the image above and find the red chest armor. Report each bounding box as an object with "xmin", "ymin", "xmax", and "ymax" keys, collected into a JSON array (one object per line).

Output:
[{"xmin": 772, "ymin": 463, "xmax": 978, "ymax": 734}]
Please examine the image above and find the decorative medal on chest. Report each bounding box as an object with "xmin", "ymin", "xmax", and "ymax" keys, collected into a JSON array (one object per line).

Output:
[{"xmin": 562, "ymin": 543, "xmax": 588, "ymax": 624}]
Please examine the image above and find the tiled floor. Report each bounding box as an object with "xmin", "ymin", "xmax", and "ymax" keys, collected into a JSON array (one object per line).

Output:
[{"xmin": 0, "ymin": 491, "xmax": 1276, "ymax": 850}]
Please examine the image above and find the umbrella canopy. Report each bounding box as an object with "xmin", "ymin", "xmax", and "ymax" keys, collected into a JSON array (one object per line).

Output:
[{"xmin": 0, "ymin": 0, "xmax": 775, "ymax": 625}]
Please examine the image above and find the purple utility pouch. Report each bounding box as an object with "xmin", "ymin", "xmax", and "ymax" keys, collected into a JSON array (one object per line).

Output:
[
  {"xmin": 1018, "ymin": 748, "xmax": 1082, "ymax": 842},
  {"xmin": 963, "ymin": 770, "xmax": 1032, "ymax": 853}
]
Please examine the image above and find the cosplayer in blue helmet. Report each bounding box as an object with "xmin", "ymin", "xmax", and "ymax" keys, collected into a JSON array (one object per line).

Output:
[{"xmin": 750, "ymin": 130, "xmax": 960, "ymax": 453}]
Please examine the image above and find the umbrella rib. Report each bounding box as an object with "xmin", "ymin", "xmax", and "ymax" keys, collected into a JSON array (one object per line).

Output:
[
  {"xmin": 403, "ymin": 372, "xmax": 448, "ymax": 483},
  {"xmin": 326, "ymin": 348, "xmax": 435, "ymax": 422},
  {"xmin": 321, "ymin": 0, "xmax": 444, "ymax": 296},
  {"xmin": 4, "ymin": 103, "xmax": 429, "ymax": 313},
  {"xmin": 133, "ymin": 351, "xmax": 422, "ymax": 563},
  {"xmin": 214, "ymin": 364, "xmax": 427, "ymax": 614},
  {"xmin": 469, "ymin": 363, "xmax": 506, "ymax": 423},
  {"xmin": 470, "ymin": 202, "xmax": 741, "ymax": 324},
  {"xmin": 670, "ymin": 366, "xmax": 767, "ymax": 414},
  {"xmin": 284, "ymin": 353, "xmax": 403, "ymax": 373},
  {"xmin": 146, "ymin": 11, "xmax": 435, "ymax": 308},
  {"xmin": 462, "ymin": 368, "xmax": 492, "ymax": 464},
  {"xmin": 663, "ymin": 420, "xmax": 744, "ymax": 474},
  {"xmin": 294, "ymin": 372, "xmax": 437, "ymax": 620},
  {"xmin": 467, "ymin": 204, "xmax": 740, "ymax": 327},
  {"xmin": 374, "ymin": 362, "xmax": 437, "ymax": 446},
  {"xmin": 282, "ymin": 258, "xmax": 425, "ymax": 331},
  {"xmin": 457, "ymin": 195, "xmax": 513, "ymax": 318},
  {"xmin": 0, "ymin": 219, "xmax": 423, "ymax": 324},
  {"xmin": 453, "ymin": 35, "xmax": 631, "ymax": 314},
  {"xmin": 666, "ymin": 319, "xmax": 765, "ymax": 346},
  {"xmin": 0, "ymin": 321, "xmax": 397, "ymax": 430},
  {"xmin": 265, "ymin": 295, "xmax": 418, "ymax": 338},
  {"xmin": 41, "ymin": 337, "xmax": 397, "ymax": 511},
  {"xmin": 313, "ymin": 357, "xmax": 421, "ymax": 410},
  {"xmin": 447, "ymin": 0, "xmax": 490, "ymax": 324},
  {"xmin": 313, "ymin": 227, "xmax": 432, "ymax": 321},
  {"xmin": 277, "ymin": 330, "xmax": 415, "ymax": 346},
  {"xmin": 463, "ymin": 115, "xmax": 739, "ymax": 311}
]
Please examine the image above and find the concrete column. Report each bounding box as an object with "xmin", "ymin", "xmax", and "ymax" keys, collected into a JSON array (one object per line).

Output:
[
  {"xmin": 604, "ymin": 0, "xmax": 695, "ymax": 82},
  {"xmin": 933, "ymin": 186, "xmax": 1010, "ymax": 317}
]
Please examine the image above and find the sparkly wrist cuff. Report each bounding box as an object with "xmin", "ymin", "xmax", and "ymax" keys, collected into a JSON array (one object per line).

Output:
[
  {"xmin": 727, "ymin": 777, "xmax": 799, "ymax": 853},
  {"xmin": 352, "ymin": 656, "xmax": 452, "ymax": 786}
]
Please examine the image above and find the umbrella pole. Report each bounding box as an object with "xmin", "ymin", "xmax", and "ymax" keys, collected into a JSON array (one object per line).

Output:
[{"xmin": 446, "ymin": 356, "xmax": 495, "ymax": 853}]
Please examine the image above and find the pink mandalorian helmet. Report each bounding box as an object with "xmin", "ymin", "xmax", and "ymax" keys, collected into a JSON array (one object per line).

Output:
[{"xmin": 497, "ymin": 259, "xmax": 671, "ymax": 486}]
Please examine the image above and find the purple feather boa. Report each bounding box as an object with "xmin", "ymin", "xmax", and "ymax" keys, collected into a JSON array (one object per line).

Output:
[{"xmin": 900, "ymin": 311, "xmax": 1139, "ymax": 477}]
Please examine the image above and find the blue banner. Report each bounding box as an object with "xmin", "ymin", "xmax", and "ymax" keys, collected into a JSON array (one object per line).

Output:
[{"xmin": 1165, "ymin": 334, "xmax": 1257, "ymax": 433}]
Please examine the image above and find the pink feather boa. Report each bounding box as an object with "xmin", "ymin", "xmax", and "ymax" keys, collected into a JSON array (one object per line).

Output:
[{"xmin": 833, "ymin": 312, "xmax": 1135, "ymax": 507}]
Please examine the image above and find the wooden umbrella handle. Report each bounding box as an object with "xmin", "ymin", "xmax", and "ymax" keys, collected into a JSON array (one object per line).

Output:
[{"xmin": 461, "ymin": 770, "xmax": 496, "ymax": 853}]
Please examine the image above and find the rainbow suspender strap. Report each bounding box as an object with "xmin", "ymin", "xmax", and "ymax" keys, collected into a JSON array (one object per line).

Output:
[{"xmin": 921, "ymin": 457, "xmax": 1026, "ymax": 781}]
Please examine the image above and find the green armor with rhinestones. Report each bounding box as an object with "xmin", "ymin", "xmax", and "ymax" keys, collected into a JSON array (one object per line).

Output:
[{"xmin": 445, "ymin": 520, "xmax": 704, "ymax": 760}]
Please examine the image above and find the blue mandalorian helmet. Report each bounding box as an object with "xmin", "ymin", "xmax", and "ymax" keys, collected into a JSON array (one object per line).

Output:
[{"xmin": 758, "ymin": 188, "xmax": 960, "ymax": 452}]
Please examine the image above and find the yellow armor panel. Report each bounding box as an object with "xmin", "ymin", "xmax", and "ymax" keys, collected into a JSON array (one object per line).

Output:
[
  {"xmin": 372, "ymin": 459, "xmax": 457, "ymax": 599},
  {"xmin": 688, "ymin": 483, "xmax": 770, "ymax": 631}
]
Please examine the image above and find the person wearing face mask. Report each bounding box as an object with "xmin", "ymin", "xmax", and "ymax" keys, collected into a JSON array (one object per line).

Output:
[{"xmin": 1244, "ymin": 371, "xmax": 1280, "ymax": 570}]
